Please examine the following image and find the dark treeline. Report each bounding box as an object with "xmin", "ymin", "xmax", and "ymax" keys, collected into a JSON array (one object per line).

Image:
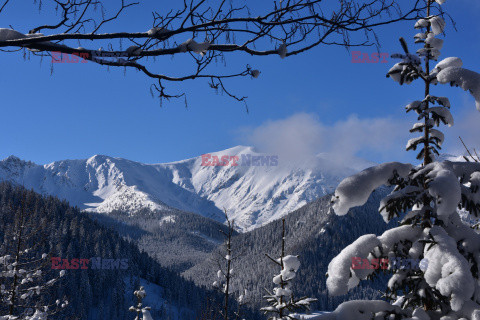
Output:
[
  {"xmin": 89, "ymin": 207, "xmax": 233, "ymax": 273},
  {"xmin": 184, "ymin": 188, "xmax": 395, "ymax": 319},
  {"xmin": 0, "ymin": 181, "xmax": 395, "ymax": 320},
  {"xmin": 0, "ymin": 182, "xmax": 212, "ymax": 319}
]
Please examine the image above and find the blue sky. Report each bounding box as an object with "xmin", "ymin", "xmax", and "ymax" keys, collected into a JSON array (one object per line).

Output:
[{"xmin": 1, "ymin": 0, "xmax": 479, "ymax": 165}]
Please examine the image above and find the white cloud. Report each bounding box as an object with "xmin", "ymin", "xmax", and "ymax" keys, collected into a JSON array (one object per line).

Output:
[
  {"xmin": 443, "ymin": 107, "xmax": 480, "ymax": 157},
  {"xmin": 237, "ymin": 90, "xmax": 480, "ymax": 165},
  {"xmin": 238, "ymin": 113, "xmax": 324, "ymax": 161},
  {"xmin": 238, "ymin": 113, "xmax": 412, "ymax": 165}
]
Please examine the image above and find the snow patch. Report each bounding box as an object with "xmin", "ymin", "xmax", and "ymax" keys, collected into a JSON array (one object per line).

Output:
[{"xmin": 159, "ymin": 215, "xmax": 176, "ymax": 226}]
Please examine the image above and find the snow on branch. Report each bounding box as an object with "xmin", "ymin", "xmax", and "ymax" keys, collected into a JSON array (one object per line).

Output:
[
  {"xmin": 0, "ymin": 0, "xmax": 429, "ymax": 105},
  {"xmin": 308, "ymin": 300, "xmax": 406, "ymax": 320},
  {"xmin": 321, "ymin": 0, "xmax": 480, "ymax": 318},
  {"xmin": 377, "ymin": 225, "xmax": 424, "ymax": 253},
  {"xmin": 326, "ymin": 235, "xmax": 380, "ymax": 296},
  {"xmin": 129, "ymin": 286, "xmax": 153, "ymax": 320},
  {"xmin": 437, "ymin": 67, "xmax": 480, "ymax": 111},
  {"xmin": 423, "ymin": 226, "xmax": 474, "ymax": 312},
  {"xmin": 413, "ymin": 161, "xmax": 461, "ymax": 218},
  {"xmin": 262, "ymin": 219, "xmax": 316, "ymax": 319},
  {"xmin": 332, "ymin": 162, "xmax": 413, "ymax": 216}
]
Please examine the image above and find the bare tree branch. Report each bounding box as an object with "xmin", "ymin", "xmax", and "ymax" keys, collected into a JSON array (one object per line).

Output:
[
  {"xmin": 0, "ymin": 0, "xmax": 10, "ymax": 14},
  {"xmin": 0, "ymin": 0, "xmax": 432, "ymax": 105}
]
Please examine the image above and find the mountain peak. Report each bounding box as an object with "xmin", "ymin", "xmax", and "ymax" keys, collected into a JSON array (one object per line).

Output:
[
  {"xmin": 1, "ymin": 155, "xmax": 35, "ymax": 168},
  {"xmin": 2, "ymin": 155, "xmax": 21, "ymax": 162},
  {"xmin": 206, "ymin": 145, "xmax": 257, "ymax": 156},
  {"xmin": 0, "ymin": 149, "xmax": 377, "ymax": 231},
  {"xmin": 87, "ymin": 154, "xmax": 114, "ymax": 164},
  {"xmin": 437, "ymin": 153, "xmax": 466, "ymax": 162}
]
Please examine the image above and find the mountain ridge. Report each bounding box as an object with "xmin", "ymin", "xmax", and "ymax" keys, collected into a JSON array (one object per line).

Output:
[{"xmin": 0, "ymin": 147, "xmax": 375, "ymax": 231}]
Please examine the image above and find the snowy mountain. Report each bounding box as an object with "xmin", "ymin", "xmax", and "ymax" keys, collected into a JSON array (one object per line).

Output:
[
  {"xmin": 0, "ymin": 147, "xmax": 374, "ymax": 231},
  {"xmin": 159, "ymin": 146, "xmax": 375, "ymax": 230},
  {"xmin": 0, "ymin": 154, "xmax": 224, "ymax": 221}
]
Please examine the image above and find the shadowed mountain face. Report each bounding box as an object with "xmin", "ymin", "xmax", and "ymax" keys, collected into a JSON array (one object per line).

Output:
[
  {"xmin": 0, "ymin": 151, "xmax": 392, "ymax": 319},
  {"xmin": 0, "ymin": 182, "xmax": 207, "ymax": 320},
  {"xmin": 183, "ymin": 188, "xmax": 394, "ymax": 317},
  {"xmin": 0, "ymin": 147, "xmax": 374, "ymax": 231},
  {"xmin": 89, "ymin": 207, "xmax": 233, "ymax": 273},
  {"xmin": 0, "ymin": 154, "xmax": 225, "ymax": 221}
]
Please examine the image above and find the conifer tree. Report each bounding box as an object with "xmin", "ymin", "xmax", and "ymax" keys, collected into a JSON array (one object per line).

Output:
[
  {"xmin": 315, "ymin": 0, "xmax": 480, "ymax": 319},
  {"xmin": 0, "ymin": 198, "xmax": 67, "ymax": 320},
  {"xmin": 262, "ymin": 219, "xmax": 316, "ymax": 319},
  {"xmin": 129, "ymin": 286, "xmax": 153, "ymax": 320},
  {"xmin": 211, "ymin": 213, "xmax": 247, "ymax": 320}
]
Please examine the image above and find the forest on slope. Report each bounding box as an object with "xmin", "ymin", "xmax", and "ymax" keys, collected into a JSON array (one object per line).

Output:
[
  {"xmin": 0, "ymin": 182, "xmax": 217, "ymax": 319},
  {"xmin": 184, "ymin": 188, "xmax": 395, "ymax": 317}
]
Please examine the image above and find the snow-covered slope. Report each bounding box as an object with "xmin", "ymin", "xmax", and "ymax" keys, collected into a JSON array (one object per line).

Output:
[
  {"xmin": 0, "ymin": 147, "xmax": 374, "ymax": 231},
  {"xmin": 158, "ymin": 146, "xmax": 374, "ymax": 230},
  {"xmin": 0, "ymin": 155, "xmax": 224, "ymax": 221}
]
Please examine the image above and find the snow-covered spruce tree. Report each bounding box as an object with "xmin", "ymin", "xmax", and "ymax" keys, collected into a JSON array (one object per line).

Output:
[
  {"xmin": 211, "ymin": 213, "xmax": 247, "ymax": 320},
  {"xmin": 129, "ymin": 286, "xmax": 153, "ymax": 320},
  {"xmin": 315, "ymin": 1, "xmax": 480, "ymax": 319},
  {"xmin": 0, "ymin": 200, "xmax": 67, "ymax": 320},
  {"xmin": 261, "ymin": 219, "xmax": 316, "ymax": 319}
]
